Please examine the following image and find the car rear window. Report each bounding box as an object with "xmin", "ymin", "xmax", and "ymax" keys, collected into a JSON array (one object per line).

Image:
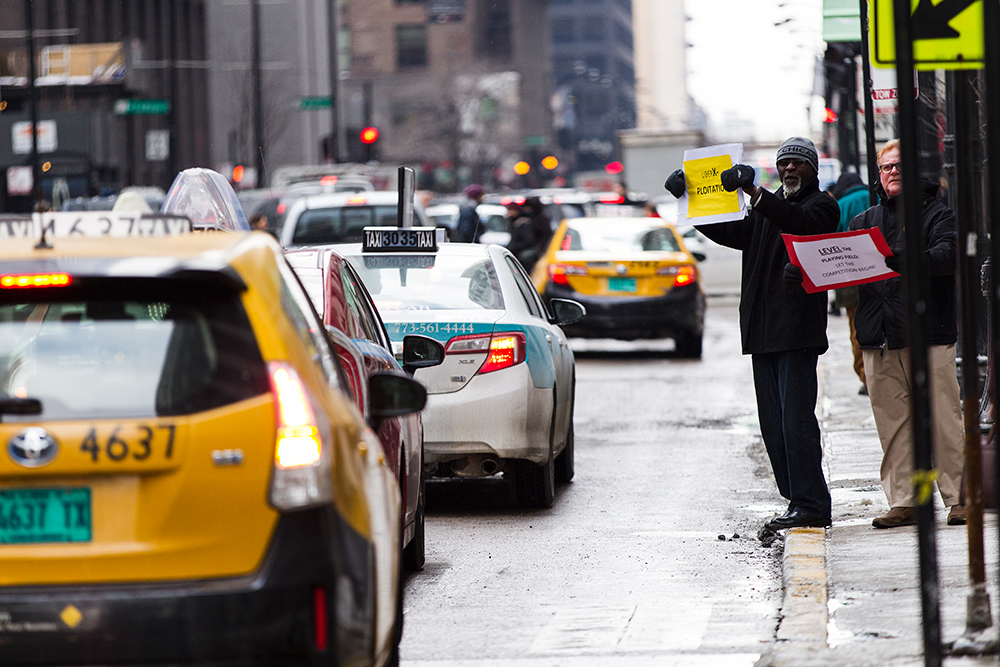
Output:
[
  {"xmin": 562, "ymin": 221, "xmax": 682, "ymax": 253},
  {"xmin": 345, "ymin": 253, "xmax": 504, "ymax": 312},
  {"xmin": 0, "ymin": 286, "xmax": 269, "ymax": 421},
  {"xmin": 291, "ymin": 205, "xmax": 400, "ymax": 246}
]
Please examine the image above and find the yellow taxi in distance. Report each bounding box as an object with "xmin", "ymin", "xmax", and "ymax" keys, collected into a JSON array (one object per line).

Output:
[
  {"xmin": 531, "ymin": 217, "xmax": 707, "ymax": 358},
  {"xmin": 0, "ymin": 214, "xmax": 420, "ymax": 666}
]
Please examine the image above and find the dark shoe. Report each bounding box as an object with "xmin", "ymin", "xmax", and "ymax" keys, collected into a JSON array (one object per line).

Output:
[
  {"xmin": 872, "ymin": 506, "xmax": 915, "ymax": 528},
  {"xmin": 858, "ymin": 384, "xmax": 868, "ymax": 396},
  {"xmin": 947, "ymin": 505, "xmax": 967, "ymax": 525},
  {"xmin": 765, "ymin": 509, "xmax": 831, "ymax": 531}
]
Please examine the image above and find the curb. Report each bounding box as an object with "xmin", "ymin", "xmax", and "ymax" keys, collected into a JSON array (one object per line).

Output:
[{"xmin": 756, "ymin": 527, "xmax": 829, "ymax": 666}]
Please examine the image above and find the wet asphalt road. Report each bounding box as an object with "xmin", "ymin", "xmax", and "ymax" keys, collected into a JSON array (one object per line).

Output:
[{"xmin": 400, "ymin": 296, "xmax": 787, "ymax": 666}]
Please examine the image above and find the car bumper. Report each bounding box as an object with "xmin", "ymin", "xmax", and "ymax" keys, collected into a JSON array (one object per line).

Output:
[
  {"xmin": 422, "ymin": 365, "xmax": 552, "ymax": 466},
  {"xmin": 0, "ymin": 509, "xmax": 374, "ymax": 667},
  {"xmin": 544, "ymin": 283, "xmax": 705, "ymax": 340}
]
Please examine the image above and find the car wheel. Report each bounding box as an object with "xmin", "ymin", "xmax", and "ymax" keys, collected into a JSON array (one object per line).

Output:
[
  {"xmin": 675, "ymin": 331, "xmax": 703, "ymax": 359},
  {"xmin": 515, "ymin": 398, "xmax": 556, "ymax": 508},
  {"xmin": 402, "ymin": 465, "xmax": 426, "ymax": 572},
  {"xmin": 555, "ymin": 420, "xmax": 574, "ymax": 483}
]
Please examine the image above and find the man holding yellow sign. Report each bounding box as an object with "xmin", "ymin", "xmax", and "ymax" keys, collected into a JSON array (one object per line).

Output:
[{"xmin": 665, "ymin": 137, "xmax": 840, "ymax": 534}]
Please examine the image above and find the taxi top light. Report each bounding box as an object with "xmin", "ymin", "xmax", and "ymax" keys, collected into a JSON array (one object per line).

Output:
[
  {"xmin": 269, "ymin": 363, "xmax": 322, "ymax": 469},
  {"xmin": 319, "ymin": 175, "xmax": 338, "ymax": 186},
  {"xmin": 548, "ymin": 263, "xmax": 587, "ymax": 286},
  {"xmin": 346, "ymin": 196, "xmax": 368, "ymax": 205},
  {"xmin": 1, "ymin": 273, "xmax": 72, "ymax": 288}
]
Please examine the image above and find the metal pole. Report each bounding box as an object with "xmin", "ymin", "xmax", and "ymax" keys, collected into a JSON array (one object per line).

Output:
[
  {"xmin": 168, "ymin": 0, "xmax": 178, "ymax": 184},
  {"xmin": 327, "ymin": 0, "xmax": 340, "ymax": 163},
  {"xmin": 24, "ymin": 0, "xmax": 41, "ymax": 210},
  {"xmin": 859, "ymin": 0, "xmax": 879, "ymax": 205},
  {"xmin": 983, "ymin": 0, "xmax": 1000, "ymax": 631},
  {"xmin": 251, "ymin": 0, "xmax": 265, "ymax": 186},
  {"xmin": 953, "ymin": 68, "xmax": 992, "ymax": 633},
  {"xmin": 892, "ymin": 0, "xmax": 942, "ymax": 664}
]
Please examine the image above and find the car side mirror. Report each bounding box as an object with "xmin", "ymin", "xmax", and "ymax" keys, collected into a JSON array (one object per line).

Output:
[
  {"xmin": 691, "ymin": 251, "xmax": 707, "ymax": 262},
  {"xmin": 368, "ymin": 372, "xmax": 427, "ymax": 424},
  {"xmin": 402, "ymin": 334, "xmax": 444, "ymax": 375},
  {"xmin": 548, "ymin": 298, "xmax": 586, "ymax": 326}
]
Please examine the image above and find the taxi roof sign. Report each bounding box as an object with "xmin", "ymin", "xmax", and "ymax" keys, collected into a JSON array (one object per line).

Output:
[
  {"xmin": 362, "ymin": 226, "xmax": 440, "ymax": 253},
  {"xmin": 0, "ymin": 213, "xmax": 193, "ymax": 240},
  {"xmin": 871, "ymin": 0, "xmax": 983, "ymax": 70}
]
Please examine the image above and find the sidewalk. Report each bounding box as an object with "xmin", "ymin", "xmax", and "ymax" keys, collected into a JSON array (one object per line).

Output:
[{"xmin": 761, "ymin": 311, "xmax": 1000, "ymax": 666}]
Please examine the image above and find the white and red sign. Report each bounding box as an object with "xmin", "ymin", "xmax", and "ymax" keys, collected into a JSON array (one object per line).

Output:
[{"xmin": 782, "ymin": 228, "xmax": 897, "ymax": 294}]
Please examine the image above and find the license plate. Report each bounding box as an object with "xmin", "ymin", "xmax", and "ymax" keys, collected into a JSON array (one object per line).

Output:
[
  {"xmin": 608, "ymin": 277, "xmax": 637, "ymax": 292},
  {"xmin": 0, "ymin": 488, "xmax": 92, "ymax": 544}
]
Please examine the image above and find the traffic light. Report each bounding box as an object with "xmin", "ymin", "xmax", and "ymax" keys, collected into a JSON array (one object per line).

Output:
[
  {"xmin": 541, "ymin": 155, "xmax": 559, "ymax": 170},
  {"xmin": 513, "ymin": 161, "xmax": 531, "ymax": 176},
  {"xmin": 605, "ymin": 161, "xmax": 624, "ymax": 175},
  {"xmin": 232, "ymin": 164, "xmax": 245, "ymax": 185},
  {"xmin": 360, "ymin": 126, "xmax": 379, "ymax": 161}
]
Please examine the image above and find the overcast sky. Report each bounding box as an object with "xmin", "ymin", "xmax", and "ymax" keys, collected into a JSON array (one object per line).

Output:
[{"xmin": 685, "ymin": 0, "xmax": 827, "ymax": 142}]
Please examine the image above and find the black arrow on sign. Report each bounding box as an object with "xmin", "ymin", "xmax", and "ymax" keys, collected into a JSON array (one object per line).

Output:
[{"xmin": 911, "ymin": 0, "xmax": 979, "ymax": 40}]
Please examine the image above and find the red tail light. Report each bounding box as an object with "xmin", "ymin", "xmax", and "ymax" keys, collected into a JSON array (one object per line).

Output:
[
  {"xmin": 1, "ymin": 273, "xmax": 72, "ymax": 288},
  {"xmin": 445, "ymin": 331, "xmax": 527, "ymax": 374},
  {"xmin": 657, "ymin": 264, "xmax": 696, "ymax": 286},
  {"xmin": 548, "ymin": 263, "xmax": 587, "ymax": 285},
  {"xmin": 313, "ymin": 586, "xmax": 329, "ymax": 650}
]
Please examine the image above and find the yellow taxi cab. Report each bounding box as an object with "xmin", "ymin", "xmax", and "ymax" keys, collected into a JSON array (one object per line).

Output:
[
  {"xmin": 531, "ymin": 216, "xmax": 707, "ymax": 358},
  {"xmin": 0, "ymin": 210, "xmax": 421, "ymax": 666}
]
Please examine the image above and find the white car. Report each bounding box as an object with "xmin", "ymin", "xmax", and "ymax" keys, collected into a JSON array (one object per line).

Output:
[
  {"xmin": 281, "ymin": 190, "xmax": 430, "ymax": 247},
  {"xmin": 336, "ymin": 234, "xmax": 584, "ymax": 508}
]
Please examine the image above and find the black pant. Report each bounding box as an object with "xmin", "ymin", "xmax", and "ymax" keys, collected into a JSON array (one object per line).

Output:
[{"xmin": 751, "ymin": 349, "xmax": 831, "ymax": 519}]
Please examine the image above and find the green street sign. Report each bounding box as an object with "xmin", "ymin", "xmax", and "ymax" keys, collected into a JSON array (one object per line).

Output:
[
  {"xmin": 114, "ymin": 98, "xmax": 171, "ymax": 115},
  {"xmin": 299, "ymin": 96, "xmax": 332, "ymax": 110}
]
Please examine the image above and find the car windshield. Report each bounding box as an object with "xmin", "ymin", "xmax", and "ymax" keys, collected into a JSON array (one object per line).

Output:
[
  {"xmin": 0, "ymin": 290, "xmax": 268, "ymax": 421},
  {"xmin": 345, "ymin": 253, "xmax": 504, "ymax": 311},
  {"xmin": 560, "ymin": 220, "xmax": 682, "ymax": 253},
  {"xmin": 292, "ymin": 205, "xmax": 400, "ymax": 245}
]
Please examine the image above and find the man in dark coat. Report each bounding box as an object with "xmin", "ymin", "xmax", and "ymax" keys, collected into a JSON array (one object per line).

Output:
[
  {"xmin": 456, "ymin": 184, "xmax": 485, "ymax": 243},
  {"xmin": 665, "ymin": 137, "xmax": 839, "ymax": 531},
  {"xmin": 847, "ymin": 139, "xmax": 965, "ymax": 528}
]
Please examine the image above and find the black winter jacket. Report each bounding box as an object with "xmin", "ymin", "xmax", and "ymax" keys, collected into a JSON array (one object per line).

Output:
[
  {"xmin": 847, "ymin": 180, "xmax": 956, "ymax": 350},
  {"xmin": 699, "ymin": 178, "xmax": 840, "ymax": 355}
]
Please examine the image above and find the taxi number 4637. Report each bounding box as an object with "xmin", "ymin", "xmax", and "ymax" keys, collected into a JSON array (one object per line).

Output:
[
  {"xmin": 389, "ymin": 322, "xmax": 475, "ymax": 335},
  {"xmin": 80, "ymin": 425, "xmax": 176, "ymax": 463}
]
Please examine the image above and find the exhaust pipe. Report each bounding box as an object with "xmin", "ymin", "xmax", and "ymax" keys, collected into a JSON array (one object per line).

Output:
[{"xmin": 451, "ymin": 454, "xmax": 503, "ymax": 478}]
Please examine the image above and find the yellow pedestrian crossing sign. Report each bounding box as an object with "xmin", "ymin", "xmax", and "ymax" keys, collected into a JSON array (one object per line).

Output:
[{"xmin": 871, "ymin": 0, "xmax": 983, "ymax": 70}]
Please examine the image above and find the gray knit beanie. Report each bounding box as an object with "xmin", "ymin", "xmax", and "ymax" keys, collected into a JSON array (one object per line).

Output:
[{"xmin": 775, "ymin": 137, "xmax": 819, "ymax": 173}]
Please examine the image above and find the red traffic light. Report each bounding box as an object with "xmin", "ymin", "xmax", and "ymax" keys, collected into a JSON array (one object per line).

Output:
[
  {"xmin": 605, "ymin": 161, "xmax": 624, "ymax": 175},
  {"xmin": 824, "ymin": 108, "xmax": 838, "ymax": 123},
  {"xmin": 360, "ymin": 127, "xmax": 379, "ymax": 144},
  {"xmin": 232, "ymin": 164, "xmax": 245, "ymax": 183}
]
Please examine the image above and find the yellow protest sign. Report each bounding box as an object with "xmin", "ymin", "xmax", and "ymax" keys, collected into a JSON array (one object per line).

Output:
[
  {"xmin": 676, "ymin": 143, "xmax": 746, "ymax": 226},
  {"xmin": 684, "ymin": 154, "xmax": 739, "ymax": 218}
]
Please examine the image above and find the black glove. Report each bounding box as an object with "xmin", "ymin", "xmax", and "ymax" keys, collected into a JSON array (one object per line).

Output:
[
  {"xmin": 884, "ymin": 252, "xmax": 902, "ymax": 272},
  {"xmin": 664, "ymin": 169, "xmax": 686, "ymax": 198},
  {"xmin": 783, "ymin": 263, "xmax": 803, "ymax": 287},
  {"xmin": 720, "ymin": 164, "xmax": 755, "ymax": 192}
]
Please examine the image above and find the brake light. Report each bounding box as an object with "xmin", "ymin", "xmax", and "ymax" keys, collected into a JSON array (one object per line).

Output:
[
  {"xmin": 1, "ymin": 273, "xmax": 72, "ymax": 288},
  {"xmin": 445, "ymin": 331, "xmax": 526, "ymax": 374},
  {"xmin": 548, "ymin": 263, "xmax": 587, "ymax": 285},
  {"xmin": 267, "ymin": 362, "xmax": 332, "ymax": 510},
  {"xmin": 277, "ymin": 202, "xmax": 287, "ymax": 215},
  {"xmin": 657, "ymin": 264, "xmax": 696, "ymax": 286},
  {"xmin": 600, "ymin": 195, "xmax": 625, "ymax": 204},
  {"xmin": 320, "ymin": 175, "xmax": 338, "ymax": 186}
]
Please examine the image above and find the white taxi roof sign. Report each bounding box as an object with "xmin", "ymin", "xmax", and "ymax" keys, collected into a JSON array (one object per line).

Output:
[{"xmin": 0, "ymin": 212, "xmax": 193, "ymax": 240}]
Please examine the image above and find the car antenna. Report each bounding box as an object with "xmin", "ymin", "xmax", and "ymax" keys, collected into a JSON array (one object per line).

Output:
[{"xmin": 34, "ymin": 216, "xmax": 52, "ymax": 250}]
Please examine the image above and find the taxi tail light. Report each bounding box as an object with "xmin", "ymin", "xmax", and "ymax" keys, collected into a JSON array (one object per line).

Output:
[
  {"xmin": 445, "ymin": 331, "xmax": 527, "ymax": 374},
  {"xmin": 657, "ymin": 264, "xmax": 697, "ymax": 286},
  {"xmin": 313, "ymin": 586, "xmax": 329, "ymax": 651},
  {"xmin": 548, "ymin": 263, "xmax": 587, "ymax": 286},
  {"xmin": 268, "ymin": 362, "xmax": 332, "ymax": 511}
]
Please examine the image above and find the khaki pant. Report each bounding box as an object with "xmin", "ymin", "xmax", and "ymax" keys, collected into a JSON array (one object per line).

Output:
[
  {"xmin": 862, "ymin": 345, "xmax": 964, "ymax": 508},
  {"xmin": 846, "ymin": 304, "xmax": 866, "ymax": 386}
]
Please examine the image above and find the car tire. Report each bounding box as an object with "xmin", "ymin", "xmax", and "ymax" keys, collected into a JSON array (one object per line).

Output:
[
  {"xmin": 554, "ymin": 421, "xmax": 574, "ymax": 484},
  {"xmin": 402, "ymin": 465, "xmax": 426, "ymax": 572},
  {"xmin": 515, "ymin": 398, "xmax": 556, "ymax": 508},
  {"xmin": 675, "ymin": 331, "xmax": 703, "ymax": 359}
]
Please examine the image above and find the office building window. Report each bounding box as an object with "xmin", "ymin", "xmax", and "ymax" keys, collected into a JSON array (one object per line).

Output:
[
  {"xmin": 553, "ymin": 17, "xmax": 575, "ymax": 43},
  {"xmin": 396, "ymin": 24, "xmax": 428, "ymax": 68},
  {"xmin": 582, "ymin": 17, "xmax": 604, "ymax": 41},
  {"xmin": 479, "ymin": 0, "xmax": 512, "ymax": 61}
]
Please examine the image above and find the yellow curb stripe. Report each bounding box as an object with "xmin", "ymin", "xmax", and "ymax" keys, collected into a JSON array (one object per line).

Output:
[{"xmin": 775, "ymin": 527, "xmax": 828, "ymax": 645}]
